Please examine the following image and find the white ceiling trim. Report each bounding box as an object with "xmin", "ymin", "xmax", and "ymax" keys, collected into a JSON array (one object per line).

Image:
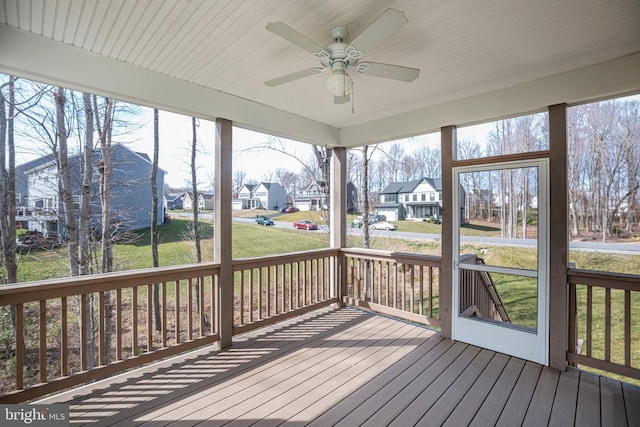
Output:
[{"xmin": 0, "ymin": 24, "xmax": 340, "ymax": 147}]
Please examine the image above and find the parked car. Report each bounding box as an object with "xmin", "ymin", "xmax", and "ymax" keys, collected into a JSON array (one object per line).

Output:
[
  {"xmin": 352, "ymin": 216, "xmax": 363, "ymax": 228},
  {"xmin": 293, "ymin": 220, "xmax": 318, "ymax": 230},
  {"xmin": 370, "ymin": 221, "xmax": 398, "ymax": 231},
  {"xmin": 284, "ymin": 206, "xmax": 300, "ymax": 213},
  {"xmin": 370, "ymin": 214, "xmax": 386, "ymax": 223},
  {"xmin": 255, "ymin": 215, "xmax": 274, "ymax": 226}
]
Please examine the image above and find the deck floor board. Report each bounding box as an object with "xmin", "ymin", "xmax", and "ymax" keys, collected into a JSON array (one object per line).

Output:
[{"xmin": 35, "ymin": 307, "xmax": 637, "ymax": 427}]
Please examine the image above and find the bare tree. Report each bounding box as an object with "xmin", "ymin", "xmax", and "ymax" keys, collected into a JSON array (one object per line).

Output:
[
  {"xmin": 0, "ymin": 77, "xmax": 17, "ymax": 284},
  {"xmin": 191, "ymin": 117, "xmax": 202, "ymax": 263},
  {"xmin": 79, "ymin": 93, "xmax": 94, "ymax": 275},
  {"xmin": 55, "ymin": 87, "xmax": 81, "ymax": 274},
  {"xmin": 151, "ymin": 109, "xmax": 161, "ymax": 332},
  {"xmin": 232, "ymin": 169, "xmax": 247, "ymax": 199}
]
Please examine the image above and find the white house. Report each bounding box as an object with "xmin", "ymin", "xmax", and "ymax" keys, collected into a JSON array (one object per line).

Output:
[
  {"xmin": 376, "ymin": 178, "xmax": 465, "ymax": 223},
  {"xmin": 233, "ymin": 182, "xmax": 286, "ymax": 210}
]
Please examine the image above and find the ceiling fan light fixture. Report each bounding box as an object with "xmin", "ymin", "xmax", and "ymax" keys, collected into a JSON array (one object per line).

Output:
[{"xmin": 326, "ymin": 70, "xmax": 352, "ymax": 97}]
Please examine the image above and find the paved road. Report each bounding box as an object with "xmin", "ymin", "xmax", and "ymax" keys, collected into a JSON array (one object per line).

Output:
[{"xmin": 172, "ymin": 213, "xmax": 640, "ymax": 255}]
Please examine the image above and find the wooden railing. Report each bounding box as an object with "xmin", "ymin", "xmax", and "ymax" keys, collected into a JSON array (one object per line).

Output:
[
  {"xmin": 232, "ymin": 249, "xmax": 340, "ymax": 335},
  {"xmin": 458, "ymin": 255, "xmax": 510, "ymax": 322},
  {"xmin": 0, "ymin": 264, "xmax": 219, "ymax": 403},
  {"xmin": 342, "ymin": 248, "xmax": 441, "ymax": 327},
  {"xmin": 568, "ymin": 268, "xmax": 640, "ymax": 380}
]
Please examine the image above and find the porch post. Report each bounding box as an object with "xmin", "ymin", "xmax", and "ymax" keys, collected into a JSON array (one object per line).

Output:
[
  {"xmin": 215, "ymin": 118, "xmax": 233, "ymax": 348},
  {"xmin": 440, "ymin": 125, "xmax": 456, "ymax": 339},
  {"xmin": 330, "ymin": 147, "xmax": 347, "ymax": 300},
  {"xmin": 548, "ymin": 103, "xmax": 569, "ymax": 370}
]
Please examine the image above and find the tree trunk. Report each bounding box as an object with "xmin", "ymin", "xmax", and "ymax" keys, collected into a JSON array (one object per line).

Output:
[
  {"xmin": 191, "ymin": 117, "xmax": 202, "ymax": 264},
  {"xmin": 362, "ymin": 146, "xmax": 370, "ymax": 249},
  {"xmin": 55, "ymin": 87, "xmax": 80, "ymax": 275},
  {"xmin": 0, "ymin": 78, "xmax": 18, "ymax": 284},
  {"xmin": 152, "ymin": 109, "xmax": 161, "ymax": 332},
  {"xmin": 94, "ymin": 95, "xmax": 115, "ymax": 360},
  {"xmin": 191, "ymin": 118, "xmax": 203, "ymax": 313},
  {"xmin": 79, "ymin": 93, "xmax": 94, "ymax": 275}
]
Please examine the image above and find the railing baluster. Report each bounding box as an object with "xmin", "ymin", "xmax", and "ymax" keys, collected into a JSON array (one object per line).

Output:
[
  {"xmin": 419, "ymin": 266, "xmax": 424, "ymax": 316},
  {"xmin": 39, "ymin": 300, "xmax": 47, "ymax": 383},
  {"xmin": 386, "ymin": 262, "xmax": 390, "ymax": 307},
  {"xmin": 393, "ymin": 263, "xmax": 398, "ymax": 309},
  {"xmin": 410, "ymin": 265, "xmax": 415, "ymax": 314},
  {"xmin": 214, "ymin": 275, "xmax": 218, "ymax": 335},
  {"xmin": 586, "ymin": 285, "xmax": 592, "ymax": 357},
  {"xmin": 16, "ymin": 303, "xmax": 24, "ymax": 390},
  {"xmin": 239, "ymin": 270, "xmax": 245, "ymax": 326},
  {"xmin": 605, "ymin": 287, "xmax": 611, "ymax": 362},
  {"xmin": 249, "ymin": 268, "xmax": 255, "ymax": 323},
  {"xmin": 303, "ymin": 261, "xmax": 308, "ymax": 306},
  {"xmin": 568, "ymin": 283, "xmax": 576, "ymax": 355},
  {"xmin": 162, "ymin": 282, "xmax": 167, "ymax": 347},
  {"xmin": 175, "ymin": 280, "xmax": 181, "ymax": 343},
  {"xmin": 132, "ymin": 287, "xmax": 138, "ymax": 356},
  {"xmin": 625, "ymin": 290, "xmax": 631, "ymax": 367},
  {"xmin": 116, "ymin": 288, "xmax": 122, "ymax": 361},
  {"xmin": 199, "ymin": 277, "xmax": 205, "ymax": 337},
  {"xmin": 258, "ymin": 267, "xmax": 264, "ymax": 319},
  {"xmin": 147, "ymin": 284, "xmax": 152, "ymax": 352},
  {"xmin": 61, "ymin": 296, "xmax": 68, "ymax": 376},
  {"xmin": 428, "ymin": 267, "xmax": 433, "ymax": 318},
  {"xmin": 287, "ymin": 263, "xmax": 292, "ymax": 312},
  {"xmin": 80, "ymin": 294, "xmax": 88, "ymax": 370},
  {"xmin": 187, "ymin": 278, "xmax": 193, "ymax": 341},
  {"xmin": 267, "ymin": 266, "xmax": 272, "ymax": 316},
  {"xmin": 99, "ymin": 291, "xmax": 105, "ymax": 366}
]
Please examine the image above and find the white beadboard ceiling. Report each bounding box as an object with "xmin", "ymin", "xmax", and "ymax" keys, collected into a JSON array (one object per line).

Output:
[{"xmin": 1, "ymin": 0, "xmax": 639, "ymax": 147}]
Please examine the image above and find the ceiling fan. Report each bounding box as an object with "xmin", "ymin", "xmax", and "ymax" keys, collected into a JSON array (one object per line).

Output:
[{"xmin": 265, "ymin": 8, "xmax": 420, "ymax": 104}]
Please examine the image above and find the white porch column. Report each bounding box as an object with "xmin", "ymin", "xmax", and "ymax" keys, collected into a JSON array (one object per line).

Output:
[
  {"xmin": 215, "ymin": 118, "xmax": 233, "ymax": 348},
  {"xmin": 330, "ymin": 147, "xmax": 347, "ymax": 300},
  {"xmin": 440, "ymin": 126, "xmax": 456, "ymax": 339}
]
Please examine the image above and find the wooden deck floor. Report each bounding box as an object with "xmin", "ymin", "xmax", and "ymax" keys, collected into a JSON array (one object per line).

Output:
[{"xmin": 40, "ymin": 307, "xmax": 640, "ymax": 426}]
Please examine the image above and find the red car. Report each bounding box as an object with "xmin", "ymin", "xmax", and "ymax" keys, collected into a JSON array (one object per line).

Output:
[
  {"xmin": 284, "ymin": 206, "xmax": 300, "ymax": 213},
  {"xmin": 293, "ymin": 220, "xmax": 318, "ymax": 230}
]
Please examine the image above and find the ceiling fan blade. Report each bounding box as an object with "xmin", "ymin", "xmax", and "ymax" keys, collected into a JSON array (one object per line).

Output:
[
  {"xmin": 350, "ymin": 8, "xmax": 407, "ymax": 54},
  {"xmin": 265, "ymin": 68, "xmax": 323, "ymax": 87},
  {"xmin": 357, "ymin": 62, "xmax": 419, "ymax": 82},
  {"xmin": 266, "ymin": 22, "xmax": 325, "ymax": 54},
  {"xmin": 334, "ymin": 94, "xmax": 350, "ymax": 104}
]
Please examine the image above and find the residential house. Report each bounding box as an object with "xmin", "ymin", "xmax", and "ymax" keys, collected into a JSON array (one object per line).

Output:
[
  {"xmin": 17, "ymin": 144, "xmax": 166, "ymax": 237},
  {"xmin": 233, "ymin": 182, "xmax": 286, "ymax": 210},
  {"xmin": 165, "ymin": 192, "xmax": 187, "ymax": 210},
  {"xmin": 294, "ymin": 181, "xmax": 358, "ymax": 212},
  {"xmin": 201, "ymin": 193, "xmax": 215, "ymax": 210},
  {"xmin": 376, "ymin": 177, "xmax": 465, "ymax": 223},
  {"xmin": 184, "ymin": 192, "xmax": 214, "ymax": 211}
]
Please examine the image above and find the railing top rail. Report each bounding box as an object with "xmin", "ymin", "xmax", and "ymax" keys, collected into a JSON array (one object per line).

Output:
[
  {"xmin": 341, "ymin": 247, "xmax": 442, "ymax": 267},
  {"xmin": 0, "ymin": 262, "xmax": 221, "ymax": 305},
  {"xmin": 232, "ymin": 248, "xmax": 340, "ymax": 270},
  {"xmin": 568, "ymin": 268, "xmax": 640, "ymax": 291}
]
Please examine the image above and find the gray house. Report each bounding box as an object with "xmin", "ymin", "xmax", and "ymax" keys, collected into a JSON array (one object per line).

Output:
[
  {"xmin": 17, "ymin": 144, "xmax": 166, "ymax": 237},
  {"xmin": 376, "ymin": 177, "xmax": 465, "ymax": 223},
  {"xmin": 233, "ymin": 182, "xmax": 286, "ymax": 210}
]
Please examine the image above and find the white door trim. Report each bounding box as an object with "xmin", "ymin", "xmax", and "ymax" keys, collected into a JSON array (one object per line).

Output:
[{"xmin": 452, "ymin": 158, "xmax": 550, "ymax": 365}]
